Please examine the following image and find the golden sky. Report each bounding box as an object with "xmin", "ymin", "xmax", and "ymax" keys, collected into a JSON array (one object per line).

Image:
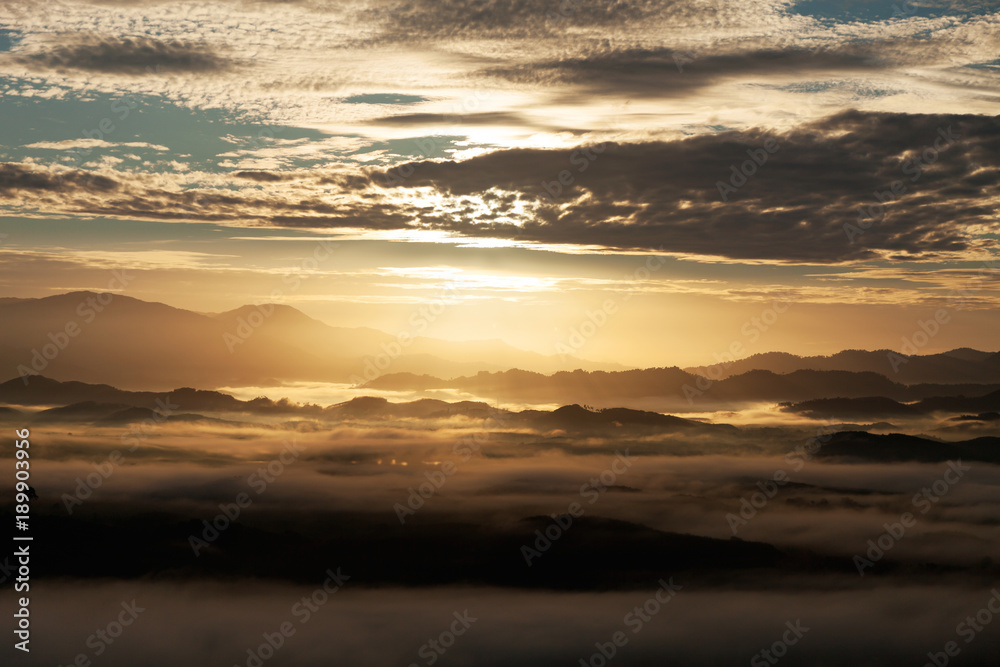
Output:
[{"xmin": 0, "ymin": 0, "xmax": 998, "ymax": 367}]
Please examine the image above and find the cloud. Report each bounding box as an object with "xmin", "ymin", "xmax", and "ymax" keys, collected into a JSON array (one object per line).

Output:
[
  {"xmin": 0, "ymin": 0, "xmax": 996, "ymax": 145},
  {"xmin": 12, "ymin": 34, "xmax": 232, "ymax": 74},
  {"xmin": 233, "ymin": 170, "xmax": 294, "ymax": 182},
  {"xmin": 24, "ymin": 582, "xmax": 1000, "ymax": 667},
  {"xmin": 370, "ymin": 111, "xmax": 531, "ymax": 127},
  {"xmin": 368, "ymin": 110, "xmax": 1000, "ymax": 262},
  {"xmin": 484, "ymin": 45, "xmax": 890, "ymax": 99},
  {"xmin": 368, "ymin": 0, "xmax": 667, "ymax": 40},
  {"xmin": 25, "ymin": 139, "xmax": 169, "ymax": 151},
  {"xmin": 2, "ymin": 110, "xmax": 998, "ymax": 264},
  {"xmin": 0, "ymin": 163, "xmax": 119, "ymax": 192}
]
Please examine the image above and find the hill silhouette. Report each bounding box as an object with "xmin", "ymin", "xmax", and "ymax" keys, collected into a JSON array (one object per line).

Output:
[
  {"xmin": 816, "ymin": 431, "xmax": 1000, "ymax": 463},
  {"xmin": 365, "ymin": 367, "xmax": 1000, "ymax": 406},
  {"xmin": 2, "ymin": 376, "xmax": 727, "ymax": 432},
  {"xmin": 0, "ymin": 292, "xmax": 614, "ymax": 390},
  {"xmin": 683, "ymin": 348, "xmax": 1000, "ymax": 384},
  {"xmin": 782, "ymin": 389, "xmax": 1000, "ymax": 419},
  {"xmin": 15, "ymin": 508, "xmax": 854, "ymax": 590}
]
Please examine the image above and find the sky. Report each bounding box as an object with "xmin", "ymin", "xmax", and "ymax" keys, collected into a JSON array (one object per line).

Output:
[{"xmin": 0, "ymin": 0, "xmax": 998, "ymax": 367}]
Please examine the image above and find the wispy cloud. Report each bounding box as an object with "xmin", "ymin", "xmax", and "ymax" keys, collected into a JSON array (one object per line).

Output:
[{"xmin": 25, "ymin": 139, "xmax": 169, "ymax": 151}]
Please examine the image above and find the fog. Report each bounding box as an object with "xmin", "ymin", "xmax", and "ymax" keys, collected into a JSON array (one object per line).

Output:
[{"xmin": 3, "ymin": 583, "xmax": 1000, "ymax": 666}]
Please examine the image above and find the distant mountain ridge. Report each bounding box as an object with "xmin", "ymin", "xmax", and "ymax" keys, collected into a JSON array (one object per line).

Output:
[
  {"xmin": 682, "ymin": 348, "xmax": 1000, "ymax": 385},
  {"xmin": 364, "ymin": 367, "xmax": 1000, "ymax": 407},
  {"xmin": 816, "ymin": 431, "xmax": 1000, "ymax": 464},
  {"xmin": 1, "ymin": 375, "xmax": 726, "ymax": 435},
  {"xmin": 0, "ymin": 292, "xmax": 617, "ymax": 390},
  {"xmin": 0, "ymin": 374, "xmax": 298, "ymax": 413},
  {"xmin": 3, "ymin": 292, "xmax": 997, "ymax": 395},
  {"xmin": 782, "ymin": 390, "xmax": 1000, "ymax": 420}
]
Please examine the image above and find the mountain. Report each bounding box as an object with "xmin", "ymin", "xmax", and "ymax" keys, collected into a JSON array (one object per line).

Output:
[
  {"xmin": 515, "ymin": 404, "xmax": 735, "ymax": 434},
  {"xmin": 367, "ymin": 367, "xmax": 701, "ymax": 403},
  {"xmin": 365, "ymin": 367, "xmax": 1000, "ymax": 407},
  {"xmin": 0, "ymin": 293, "xmax": 335, "ymax": 389},
  {"xmin": 28, "ymin": 400, "xmax": 230, "ymax": 425},
  {"xmin": 22, "ymin": 509, "xmax": 821, "ymax": 589},
  {"xmin": 4, "ymin": 376, "xmax": 734, "ymax": 434},
  {"xmin": 780, "ymin": 397, "xmax": 918, "ymax": 419},
  {"xmin": 914, "ymin": 389, "xmax": 1000, "ymax": 415},
  {"xmin": 34, "ymin": 401, "xmax": 135, "ymax": 421},
  {"xmin": 950, "ymin": 412, "xmax": 1000, "ymax": 422},
  {"xmin": 0, "ymin": 405, "xmax": 23, "ymax": 420},
  {"xmin": 210, "ymin": 305, "xmax": 603, "ymax": 377},
  {"xmin": 815, "ymin": 431, "xmax": 1000, "ymax": 464},
  {"xmin": 683, "ymin": 348, "xmax": 1000, "ymax": 384},
  {"xmin": 783, "ymin": 389, "xmax": 1000, "ymax": 420},
  {"xmin": 0, "ymin": 375, "xmax": 295, "ymax": 413},
  {"xmin": 323, "ymin": 395, "xmax": 496, "ymax": 420},
  {"xmin": 0, "ymin": 292, "xmax": 614, "ymax": 390}
]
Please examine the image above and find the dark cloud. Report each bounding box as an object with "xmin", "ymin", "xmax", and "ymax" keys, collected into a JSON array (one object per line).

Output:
[
  {"xmin": 369, "ymin": 110, "xmax": 1000, "ymax": 262},
  {"xmin": 233, "ymin": 170, "xmax": 292, "ymax": 182},
  {"xmin": 4, "ymin": 112, "xmax": 998, "ymax": 263},
  {"xmin": 485, "ymin": 46, "xmax": 888, "ymax": 98},
  {"xmin": 13, "ymin": 35, "xmax": 231, "ymax": 74},
  {"xmin": 371, "ymin": 111, "xmax": 529, "ymax": 126},
  {"xmin": 0, "ymin": 163, "xmax": 406, "ymax": 230},
  {"xmin": 369, "ymin": 0, "xmax": 669, "ymax": 40},
  {"xmin": 77, "ymin": 188, "xmax": 411, "ymax": 230},
  {"xmin": 0, "ymin": 163, "xmax": 118, "ymax": 193}
]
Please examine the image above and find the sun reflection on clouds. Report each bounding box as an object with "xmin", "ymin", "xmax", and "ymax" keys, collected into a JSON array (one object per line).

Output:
[
  {"xmin": 375, "ymin": 266, "xmax": 561, "ymax": 294},
  {"xmin": 389, "ymin": 186, "xmax": 539, "ymax": 229}
]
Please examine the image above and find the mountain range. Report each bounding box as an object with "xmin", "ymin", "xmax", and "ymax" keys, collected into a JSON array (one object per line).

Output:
[
  {"xmin": 3, "ymin": 293, "xmax": 997, "ymax": 404},
  {"xmin": 364, "ymin": 367, "xmax": 1000, "ymax": 407},
  {"xmin": 781, "ymin": 390, "xmax": 1000, "ymax": 420},
  {"xmin": 816, "ymin": 431, "xmax": 1000, "ymax": 464},
  {"xmin": 0, "ymin": 292, "xmax": 616, "ymax": 389},
  {"xmin": 0, "ymin": 375, "xmax": 731, "ymax": 436},
  {"xmin": 683, "ymin": 349, "xmax": 1000, "ymax": 385}
]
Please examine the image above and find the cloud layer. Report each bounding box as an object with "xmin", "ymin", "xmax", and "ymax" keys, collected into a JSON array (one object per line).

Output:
[
  {"xmin": 3, "ymin": 111, "xmax": 997, "ymax": 263},
  {"xmin": 12, "ymin": 35, "xmax": 232, "ymax": 74}
]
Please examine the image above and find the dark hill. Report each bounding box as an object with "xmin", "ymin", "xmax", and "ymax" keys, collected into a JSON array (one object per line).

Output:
[{"xmin": 816, "ymin": 431, "xmax": 1000, "ymax": 464}]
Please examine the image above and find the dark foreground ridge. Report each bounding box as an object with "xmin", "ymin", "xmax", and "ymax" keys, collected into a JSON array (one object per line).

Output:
[{"xmin": 4, "ymin": 507, "xmax": 925, "ymax": 590}]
